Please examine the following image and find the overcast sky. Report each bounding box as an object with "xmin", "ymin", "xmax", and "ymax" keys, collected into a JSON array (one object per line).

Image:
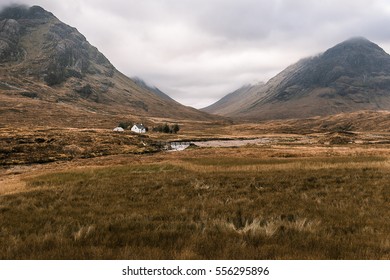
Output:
[{"xmin": 2, "ymin": 0, "xmax": 390, "ymax": 108}]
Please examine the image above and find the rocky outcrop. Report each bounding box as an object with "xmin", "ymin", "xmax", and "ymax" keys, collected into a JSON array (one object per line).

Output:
[
  {"xmin": 0, "ymin": 19, "xmax": 21, "ymax": 62},
  {"xmin": 43, "ymin": 22, "xmax": 114, "ymax": 85}
]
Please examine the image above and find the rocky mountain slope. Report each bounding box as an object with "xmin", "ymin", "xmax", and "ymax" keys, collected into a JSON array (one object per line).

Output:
[
  {"xmin": 0, "ymin": 5, "xmax": 216, "ymax": 126},
  {"xmin": 204, "ymin": 37, "xmax": 390, "ymax": 120}
]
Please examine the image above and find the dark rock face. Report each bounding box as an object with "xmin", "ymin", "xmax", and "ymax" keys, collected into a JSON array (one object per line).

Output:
[
  {"xmin": 43, "ymin": 23, "xmax": 92, "ymax": 85},
  {"xmin": 42, "ymin": 19, "xmax": 115, "ymax": 86},
  {"xmin": 0, "ymin": 19, "xmax": 21, "ymax": 62}
]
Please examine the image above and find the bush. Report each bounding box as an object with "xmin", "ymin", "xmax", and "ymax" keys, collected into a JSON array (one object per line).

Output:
[
  {"xmin": 75, "ymin": 84, "xmax": 93, "ymax": 98},
  {"xmin": 152, "ymin": 123, "xmax": 180, "ymax": 134},
  {"xmin": 118, "ymin": 121, "xmax": 133, "ymax": 129},
  {"xmin": 172, "ymin": 124, "xmax": 180, "ymax": 134},
  {"xmin": 162, "ymin": 123, "xmax": 171, "ymax": 133}
]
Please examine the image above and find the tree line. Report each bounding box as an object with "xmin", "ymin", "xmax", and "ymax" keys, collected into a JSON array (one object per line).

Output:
[
  {"xmin": 152, "ymin": 123, "xmax": 180, "ymax": 134},
  {"xmin": 117, "ymin": 122, "xmax": 180, "ymax": 134}
]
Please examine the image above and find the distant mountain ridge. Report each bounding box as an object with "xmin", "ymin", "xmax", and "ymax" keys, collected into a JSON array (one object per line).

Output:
[
  {"xmin": 0, "ymin": 5, "xmax": 216, "ymax": 123},
  {"xmin": 131, "ymin": 77, "xmax": 176, "ymax": 103},
  {"xmin": 202, "ymin": 82, "xmax": 265, "ymax": 116},
  {"xmin": 204, "ymin": 37, "xmax": 390, "ymax": 120}
]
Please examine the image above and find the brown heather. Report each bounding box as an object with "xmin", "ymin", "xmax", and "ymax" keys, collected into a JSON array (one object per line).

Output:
[{"xmin": 0, "ymin": 144, "xmax": 389, "ymax": 259}]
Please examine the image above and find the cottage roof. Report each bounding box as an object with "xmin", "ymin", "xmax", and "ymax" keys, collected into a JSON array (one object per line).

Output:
[{"xmin": 133, "ymin": 124, "xmax": 145, "ymax": 130}]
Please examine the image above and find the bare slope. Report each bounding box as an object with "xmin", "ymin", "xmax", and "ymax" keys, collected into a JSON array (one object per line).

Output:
[
  {"xmin": 202, "ymin": 83, "xmax": 265, "ymax": 116},
  {"xmin": 0, "ymin": 5, "xmax": 217, "ymax": 126},
  {"xmin": 205, "ymin": 37, "xmax": 390, "ymax": 120}
]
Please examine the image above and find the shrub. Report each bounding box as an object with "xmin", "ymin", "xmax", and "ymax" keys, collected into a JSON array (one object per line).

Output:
[
  {"xmin": 118, "ymin": 121, "xmax": 133, "ymax": 129},
  {"xmin": 152, "ymin": 123, "xmax": 180, "ymax": 134}
]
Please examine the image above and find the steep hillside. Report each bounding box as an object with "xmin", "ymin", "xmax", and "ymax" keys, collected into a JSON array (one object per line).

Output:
[
  {"xmin": 205, "ymin": 37, "xmax": 390, "ymax": 120},
  {"xmin": 0, "ymin": 5, "xmax": 216, "ymax": 127}
]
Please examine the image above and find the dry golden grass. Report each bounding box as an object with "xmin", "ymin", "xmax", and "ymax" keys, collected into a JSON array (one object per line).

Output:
[
  {"xmin": 0, "ymin": 176, "xmax": 27, "ymax": 195},
  {"xmin": 0, "ymin": 144, "xmax": 389, "ymax": 260}
]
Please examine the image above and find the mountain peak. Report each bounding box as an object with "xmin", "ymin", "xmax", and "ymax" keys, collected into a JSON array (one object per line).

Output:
[
  {"xmin": 340, "ymin": 37, "xmax": 383, "ymax": 49},
  {"xmin": 206, "ymin": 37, "xmax": 390, "ymax": 120},
  {"xmin": 0, "ymin": 5, "xmax": 55, "ymax": 20},
  {"xmin": 324, "ymin": 37, "xmax": 385, "ymax": 58},
  {"xmin": 343, "ymin": 36, "xmax": 371, "ymax": 44}
]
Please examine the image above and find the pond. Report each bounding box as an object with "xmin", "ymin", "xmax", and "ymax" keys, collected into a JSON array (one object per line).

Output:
[{"xmin": 168, "ymin": 138, "xmax": 273, "ymax": 151}]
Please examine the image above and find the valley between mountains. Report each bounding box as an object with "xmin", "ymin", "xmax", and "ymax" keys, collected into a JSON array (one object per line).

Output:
[{"xmin": 0, "ymin": 5, "xmax": 389, "ymax": 260}]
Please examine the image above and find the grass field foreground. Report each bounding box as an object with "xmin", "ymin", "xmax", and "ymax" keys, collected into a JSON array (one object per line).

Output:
[{"xmin": 0, "ymin": 147, "xmax": 389, "ymax": 259}]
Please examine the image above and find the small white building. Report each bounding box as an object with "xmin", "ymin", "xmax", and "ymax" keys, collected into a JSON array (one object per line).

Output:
[
  {"xmin": 113, "ymin": 127, "xmax": 124, "ymax": 132},
  {"xmin": 131, "ymin": 124, "xmax": 146, "ymax": 133}
]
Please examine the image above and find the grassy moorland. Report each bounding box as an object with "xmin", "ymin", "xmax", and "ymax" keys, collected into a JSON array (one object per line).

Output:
[
  {"xmin": 0, "ymin": 126, "xmax": 159, "ymax": 165},
  {"xmin": 0, "ymin": 145, "xmax": 389, "ymax": 259}
]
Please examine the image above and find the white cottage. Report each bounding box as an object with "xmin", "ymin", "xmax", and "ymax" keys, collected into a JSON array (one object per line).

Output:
[
  {"xmin": 131, "ymin": 124, "xmax": 146, "ymax": 133},
  {"xmin": 113, "ymin": 127, "xmax": 124, "ymax": 132}
]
